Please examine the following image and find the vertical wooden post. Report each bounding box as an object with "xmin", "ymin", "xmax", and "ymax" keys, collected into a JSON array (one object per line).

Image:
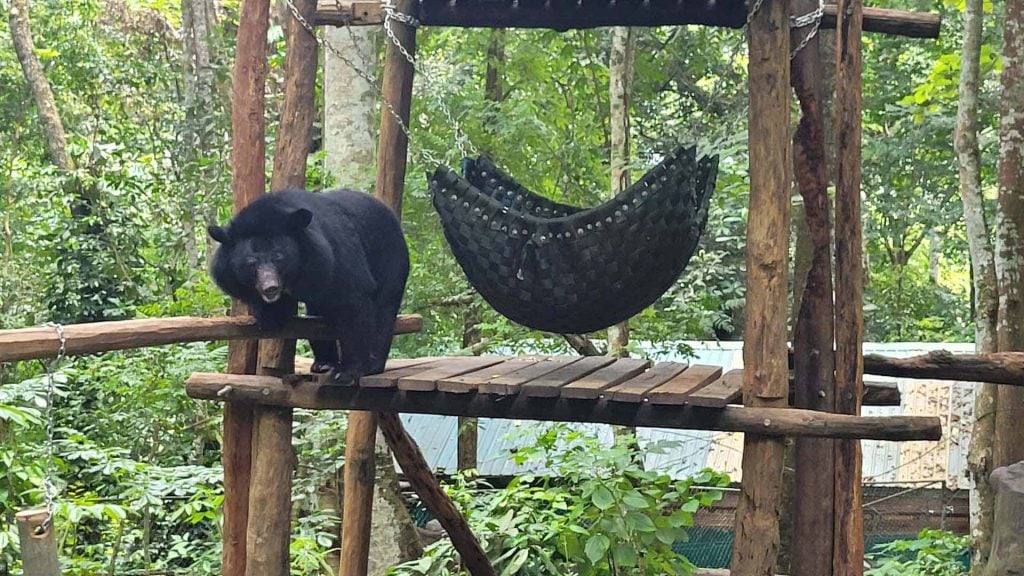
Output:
[
  {"xmin": 16, "ymin": 509, "xmax": 60, "ymax": 576},
  {"xmin": 242, "ymin": 0, "xmax": 318, "ymax": 570},
  {"xmin": 339, "ymin": 2, "xmax": 416, "ymax": 574},
  {"xmin": 790, "ymin": 2, "xmax": 837, "ymax": 574},
  {"xmin": 223, "ymin": 0, "xmax": 269, "ymax": 574},
  {"xmin": 731, "ymin": 0, "xmax": 790, "ymax": 573},
  {"xmin": 834, "ymin": 0, "xmax": 865, "ymax": 571}
]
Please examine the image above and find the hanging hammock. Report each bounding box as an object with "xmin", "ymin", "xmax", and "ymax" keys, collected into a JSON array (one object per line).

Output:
[{"xmin": 429, "ymin": 145, "xmax": 718, "ymax": 334}]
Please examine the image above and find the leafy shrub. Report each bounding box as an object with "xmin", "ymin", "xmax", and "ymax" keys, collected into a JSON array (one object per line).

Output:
[
  {"xmin": 389, "ymin": 425, "xmax": 730, "ymax": 576},
  {"xmin": 865, "ymin": 529, "xmax": 970, "ymax": 576}
]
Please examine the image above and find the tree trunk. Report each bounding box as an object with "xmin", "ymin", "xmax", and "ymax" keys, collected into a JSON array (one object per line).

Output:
[
  {"xmin": 608, "ymin": 26, "xmax": 636, "ymax": 359},
  {"xmin": 993, "ymin": 0, "xmax": 1024, "ymax": 471},
  {"xmin": 955, "ymin": 0, "xmax": 999, "ymax": 566},
  {"xmin": 981, "ymin": 462, "xmax": 1024, "ymax": 575},
  {"xmin": 181, "ymin": 0, "xmax": 220, "ymax": 273},
  {"xmin": 9, "ymin": 0, "xmax": 70, "ymax": 171},
  {"xmin": 322, "ymin": 24, "xmax": 422, "ymax": 574},
  {"xmin": 323, "ymin": 26, "xmax": 379, "ymax": 190}
]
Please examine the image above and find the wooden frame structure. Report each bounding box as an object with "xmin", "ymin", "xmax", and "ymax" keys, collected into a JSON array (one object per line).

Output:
[{"xmin": 0, "ymin": 0, "xmax": 964, "ymax": 575}]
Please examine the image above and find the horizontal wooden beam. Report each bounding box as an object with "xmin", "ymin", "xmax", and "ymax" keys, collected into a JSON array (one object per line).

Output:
[
  {"xmin": 315, "ymin": 0, "xmax": 941, "ymax": 39},
  {"xmin": 864, "ymin": 350, "xmax": 1024, "ymax": 386},
  {"xmin": 0, "ymin": 315, "xmax": 422, "ymax": 363},
  {"xmin": 185, "ymin": 372, "xmax": 942, "ymax": 440}
]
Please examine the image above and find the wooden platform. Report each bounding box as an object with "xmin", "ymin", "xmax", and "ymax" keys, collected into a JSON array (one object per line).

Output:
[{"xmin": 186, "ymin": 356, "xmax": 938, "ymax": 440}]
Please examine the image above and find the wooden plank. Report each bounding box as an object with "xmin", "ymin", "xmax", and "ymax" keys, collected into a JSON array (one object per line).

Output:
[
  {"xmin": 730, "ymin": 0, "xmax": 791, "ymax": 571},
  {"xmin": 520, "ymin": 356, "xmax": 618, "ymax": 398},
  {"xmin": 0, "ymin": 314, "xmax": 422, "ymax": 363},
  {"xmin": 646, "ymin": 364, "xmax": 723, "ymax": 405},
  {"xmin": 479, "ymin": 356, "xmax": 581, "ymax": 396},
  {"xmin": 358, "ymin": 358, "xmax": 447, "ymax": 388},
  {"xmin": 399, "ymin": 357, "xmax": 506, "ymax": 392},
  {"xmin": 437, "ymin": 356, "xmax": 545, "ymax": 393},
  {"xmin": 314, "ymin": 1, "xmax": 942, "ymax": 38},
  {"xmin": 688, "ymin": 370, "xmax": 744, "ymax": 408},
  {"xmin": 185, "ymin": 374, "xmax": 944, "ymax": 441},
  {"xmin": 560, "ymin": 358, "xmax": 652, "ymax": 399},
  {"xmin": 834, "ymin": 0, "xmax": 866, "ymax": 568},
  {"xmin": 607, "ymin": 362, "xmax": 689, "ymax": 402}
]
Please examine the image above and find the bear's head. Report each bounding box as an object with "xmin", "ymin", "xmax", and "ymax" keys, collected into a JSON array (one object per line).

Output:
[{"xmin": 208, "ymin": 208, "xmax": 312, "ymax": 304}]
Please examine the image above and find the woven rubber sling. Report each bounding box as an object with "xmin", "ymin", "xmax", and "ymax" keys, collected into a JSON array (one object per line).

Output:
[{"xmin": 430, "ymin": 145, "xmax": 718, "ymax": 334}]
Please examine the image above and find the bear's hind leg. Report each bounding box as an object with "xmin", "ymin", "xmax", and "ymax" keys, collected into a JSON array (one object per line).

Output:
[{"xmin": 306, "ymin": 303, "xmax": 342, "ymax": 374}]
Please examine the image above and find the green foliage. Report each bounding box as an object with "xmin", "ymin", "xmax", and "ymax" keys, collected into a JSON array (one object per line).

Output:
[
  {"xmin": 865, "ymin": 529, "xmax": 970, "ymax": 576},
  {"xmin": 389, "ymin": 426, "xmax": 730, "ymax": 576}
]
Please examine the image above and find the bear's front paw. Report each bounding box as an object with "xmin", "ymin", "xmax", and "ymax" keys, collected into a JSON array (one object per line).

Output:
[
  {"xmin": 326, "ymin": 366, "xmax": 361, "ymax": 387},
  {"xmin": 310, "ymin": 360, "xmax": 343, "ymax": 374}
]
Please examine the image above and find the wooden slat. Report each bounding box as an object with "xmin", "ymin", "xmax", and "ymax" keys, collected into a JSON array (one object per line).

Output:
[
  {"xmin": 689, "ymin": 369, "xmax": 744, "ymax": 408},
  {"xmin": 520, "ymin": 356, "xmax": 618, "ymax": 398},
  {"xmin": 479, "ymin": 356, "xmax": 581, "ymax": 396},
  {"xmin": 357, "ymin": 358, "xmax": 446, "ymax": 388},
  {"xmin": 607, "ymin": 362, "xmax": 689, "ymax": 402},
  {"xmin": 398, "ymin": 357, "xmax": 506, "ymax": 391},
  {"xmin": 560, "ymin": 358, "xmax": 652, "ymax": 399},
  {"xmin": 646, "ymin": 364, "xmax": 723, "ymax": 405},
  {"xmin": 437, "ymin": 356, "xmax": 545, "ymax": 393}
]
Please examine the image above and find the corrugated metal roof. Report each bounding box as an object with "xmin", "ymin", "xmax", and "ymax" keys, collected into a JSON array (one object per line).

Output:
[{"xmin": 397, "ymin": 342, "xmax": 976, "ymax": 486}]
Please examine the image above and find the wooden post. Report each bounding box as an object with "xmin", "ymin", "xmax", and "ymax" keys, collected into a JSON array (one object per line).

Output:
[
  {"xmin": 243, "ymin": 0, "xmax": 318, "ymax": 570},
  {"xmin": 16, "ymin": 508, "xmax": 60, "ymax": 576},
  {"xmin": 790, "ymin": 1, "xmax": 836, "ymax": 574},
  {"xmin": 731, "ymin": 0, "xmax": 790, "ymax": 573},
  {"xmin": 223, "ymin": 0, "xmax": 270, "ymax": 573},
  {"xmin": 833, "ymin": 0, "xmax": 865, "ymax": 570},
  {"xmin": 340, "ymin": 1, "xmax": 416, "ymax": 574}
]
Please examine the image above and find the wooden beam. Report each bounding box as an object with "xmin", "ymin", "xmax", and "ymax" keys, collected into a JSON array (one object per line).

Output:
[
  {"xmin": 834, "ymin": 0, "xmax": 866, "ymax": 568},
  {"xmin": 314, "ymin": 1, "xmax": 941, "ymax": 39},
  {"xmin": 340, "ymin": 1, "xmax": 418, "ymax": 574},
  {"xmin": 863, "ymin": 351, "xmax": 1024, "ymax": 385},
  {"xmin": 731, "ymin": 0, "xmax": 790, "ymax": 571},
  {"xmin": 377, "ymin": 413, "xmax": 497, "ymax": 576},
  {"xmin": 16, "ymin": 509, "xmax": 60, "ymax": 576},
  {"xmin": 185, "ymin": 374, "xmax": 943, "ymax": 441},
  {"xmin": 0, "ymin": 315, "xmax": 422, "ymax": 363}
]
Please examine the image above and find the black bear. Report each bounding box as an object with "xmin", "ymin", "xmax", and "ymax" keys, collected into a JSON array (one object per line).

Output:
[{"xmin": 208, "ymin": 189, "xmax": 410, "ymax": 383}]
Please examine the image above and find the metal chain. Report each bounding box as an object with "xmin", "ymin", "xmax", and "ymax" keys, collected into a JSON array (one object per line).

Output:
[
  {"xmin": 790, "ymin": 0, "xmax": 825, "ymax": 59},
  {"xmin": 286, "ymin": 0, "xmax": 466, "ymax": 167},
  {"xmin": 380, "ymin": 0, "xmax": 476, "ymax": 158},
  {"xmin": 35, "ymin": 322, "xmax": 66, "ymax": 534}
]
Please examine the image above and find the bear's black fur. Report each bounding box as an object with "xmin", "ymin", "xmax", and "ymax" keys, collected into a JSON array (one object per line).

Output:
[{"xmin": 208, "ymin": 189, "xmax": 410, "ymax": 383}]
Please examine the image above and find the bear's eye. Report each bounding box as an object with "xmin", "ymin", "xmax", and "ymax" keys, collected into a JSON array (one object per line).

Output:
[
  {"xmin": 243, "ymin": 256, "xmax": 258, "ymax": 266},
  {"xmin": 271, "ymin": 253, "xmax": 285, "ymax": 262}
]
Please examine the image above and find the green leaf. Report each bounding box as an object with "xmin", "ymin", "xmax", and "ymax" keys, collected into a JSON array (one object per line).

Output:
[
  {"xmin": 584, "ymin": 534, "xmax": 610, "ymax": 564},
  {"xmin": 625, "ymin": 511, "xmax": 657, "ymax": 533},
  {"xmin": 591, "ymin": 485, "xmax": 615, "ymax": 510},
  {"xmin": 681, "ymin": 499, "xmax": 701, "ymax": 513},
  {"xmin": 500, "ymin": 549, "xmax": 530, "ymax": 576},
  {"xmin": 621, "ymin": 490, "xmax": 650, "ymax": 510}
]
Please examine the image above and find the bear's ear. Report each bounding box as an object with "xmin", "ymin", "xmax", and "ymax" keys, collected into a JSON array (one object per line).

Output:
[
  {"xmin": 207, "ymin": 225, "xmax": 232, "ymax": 246},
  {"xmin": 287, "ymin": 209, "xmax": 313, "ymax": 233}
]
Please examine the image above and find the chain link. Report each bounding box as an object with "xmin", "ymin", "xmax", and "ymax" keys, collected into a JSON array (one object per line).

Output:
[
  {"xmin": 380, "ymin": 0, "xmax": 476, "ymax": 158},
  {"xmin": 35, "ymin": 322, "xmax": 66, "ymax": 534},
  {"xmin": 790, "ymin": 0, "xmax": 825, "ymax": 59}
]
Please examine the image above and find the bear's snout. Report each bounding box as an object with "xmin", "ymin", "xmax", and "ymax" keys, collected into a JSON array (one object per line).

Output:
[{"xmin": 256, "ymin": 265, "xmax": 283, "ymax": 303}]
